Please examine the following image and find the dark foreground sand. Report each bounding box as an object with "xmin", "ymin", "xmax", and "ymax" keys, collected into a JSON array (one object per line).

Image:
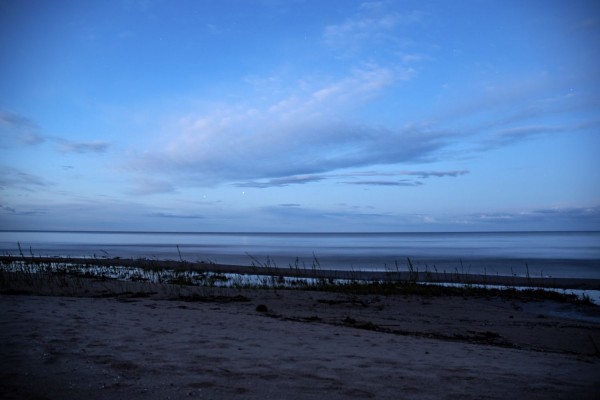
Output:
[{"xmin": 1, "ymin": 277, "xmax": 600, "ymax": 399}]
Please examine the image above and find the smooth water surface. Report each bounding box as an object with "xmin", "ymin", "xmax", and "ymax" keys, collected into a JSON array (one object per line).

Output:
[{"xmin": 1, "ymin": 231, "xmax": 599, "ymax": 279}]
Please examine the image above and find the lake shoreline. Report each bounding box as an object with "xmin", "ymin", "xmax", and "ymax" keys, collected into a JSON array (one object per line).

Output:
[{"xmin": 2, "ymin": 255, "xmax": 600, "ymax": 290}]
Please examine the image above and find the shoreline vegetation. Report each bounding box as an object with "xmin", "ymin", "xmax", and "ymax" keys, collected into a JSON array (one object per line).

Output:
[{"xmin": 1, "ymin": 253, "xmax": 599, "ymax": 299}]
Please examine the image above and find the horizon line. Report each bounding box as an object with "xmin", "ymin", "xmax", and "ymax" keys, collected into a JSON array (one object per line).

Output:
[{"xmin": 1, "ymin": 229, "xmax": 598, "ymax": 235}]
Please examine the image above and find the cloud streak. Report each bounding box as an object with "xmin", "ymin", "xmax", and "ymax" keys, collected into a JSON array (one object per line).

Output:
[
  {"xmin": 148, "ymin": 212, "xmax": 204, "ymax": 219},
  {"xmin": 473, "ymin": 207, "xmax": 600, "ymax": 229},
  {"xmin": 56, "ymin": 140, "xmax": 110, "ymax": 154},
  {"xmin": 129, "ymin": 179, "xmax": 175, "ymax": 195},
  {"xmin": 1, "ymin": 111, "xmax": 113, "ymax": 156},
  {"xmin": 343, "ymin": 180, "xmax": 423, "ymax": 187},
  {"xmin": 478, "ymin": 120, "xmax": 600, "ymax": 150},
  {"xmin": 235, "ymin": 175, "xmax": 326, "ymax": 188},
  {"xmin": 0, "ymin": 166, "xmax": 50, "ymax": 191},
  {"xmin": 338, "ymin": 170, "xmax": 468, "ymax": 187},
  {"xmin": 0, "ymin": 204, "xmax": 16, "ymax": 213},
  {"xmin": 0, "ymin": 111, "xmax": 45, "ymax": 146},
  {"xmin": 402, "ymin": 170, "xmax": 469, "ymax": 178},
  {"xmin": 260, "ymin": 204, "xmax": 600, "ymax": 231},
  {"xmin": 234, "ymin": 170, "xmax": 469, "ymax": 189}
]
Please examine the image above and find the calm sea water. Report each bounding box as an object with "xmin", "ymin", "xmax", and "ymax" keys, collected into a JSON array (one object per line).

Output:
[{"xmin": 1, "ymin": 231, "xmax": 599, "ymax": 279}]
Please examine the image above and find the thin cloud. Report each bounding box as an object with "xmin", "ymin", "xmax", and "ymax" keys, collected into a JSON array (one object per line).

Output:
[
  {"xmin": 0, "ymin": 111, "xmax": 35, "ymax": 127},
  {"xmin": 234, "ymin": 170, "xmax": 467, "ymax": 189},
  {"xmin": 0, "ymin": 111, "xmax": 114, "ymax": 154},
  {"xmin": 0, "ymin": 204, "xmax": 16, "ymax": 213},
  {"xmin": 337, "ymin": 169, "xmax": 469, "ymax": 184},
  {"xmin": 235, "ymin": 175, "xmax": 326, "ymax": 188},
  {"xmin": 343, "ymin": 180, "xmax": 423, "ymax": 187},
  {"xmin": 482, "ymin": 125, "xmax": 566, "ymax": 149},
  {"xmin": 475, "ymin": 207, "xmax": 600, "ymax": 227},
  {"xmin": 260, "ymin": 203, "xmax": 393, "ymax": 222},
  {"xmin": 477, "ymin": 119, "xmax": 600, "ymax": 151},
  {"xmin": 149, "ymin": 212, "xmax": 204, "ymax": 219},
  {"xmin": 0, "ymin": 110, "xmax": 45, "ymax": 146},
  {"xmin": 331, "ymin": 170, "xmax": 469, "ymax": 178},
  {"xmin": 534, "ymin": 207, "xmax": 599, "ymax": 216},
  {"xmin": 253, "ymin": 203, "xmax": 463, "ymax": 231},
  {"xmin": 401, "ymin": 170, "xmax": 469, "ymax": 179},
  {"xmin": 56, "ymin": 140, "xmax": 110, "ymax": 154},
  {"xmin": 129, "ymin": 179, "xmax": 175, "ymax": 195},
  {"xmin": 432, "ymin": 73, "xmax": 597, "ymax": 133},
  {"xmin": 0, "ymin": 166, "xmax": 50, "ymax": 191},
  {"xmin": 1, "ymin": 208, "xmax": 47, "ymax": 217},
  {"xmin": 264, "ymin": 64, "xmax": 408, "ymax": 120}
]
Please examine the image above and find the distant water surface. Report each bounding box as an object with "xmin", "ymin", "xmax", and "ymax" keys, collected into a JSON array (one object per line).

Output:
[{"xmin": 1, "ymin": 231, "xmax": 599, "ymax": 279}]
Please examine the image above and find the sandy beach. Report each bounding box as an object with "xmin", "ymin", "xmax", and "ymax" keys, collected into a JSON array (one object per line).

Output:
[{"xmin": 1, "ymin": 273, "xmax": 600, "ymax": 400}]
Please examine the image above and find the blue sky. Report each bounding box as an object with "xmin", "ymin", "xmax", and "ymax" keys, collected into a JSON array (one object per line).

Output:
[{"xmin": 1, "ymin": 0, "xmax": 599, "ymax": 232}]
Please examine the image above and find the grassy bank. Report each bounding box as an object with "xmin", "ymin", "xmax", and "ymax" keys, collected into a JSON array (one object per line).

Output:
[{"xmin": 1, "ymin": 254, "xmax": 597, "ymax": 305}]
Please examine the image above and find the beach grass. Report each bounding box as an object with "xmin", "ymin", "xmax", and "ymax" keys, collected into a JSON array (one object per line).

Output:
[{"xmin": 0, "ymin": 252, "xmax": 596, "ymax": 305}]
